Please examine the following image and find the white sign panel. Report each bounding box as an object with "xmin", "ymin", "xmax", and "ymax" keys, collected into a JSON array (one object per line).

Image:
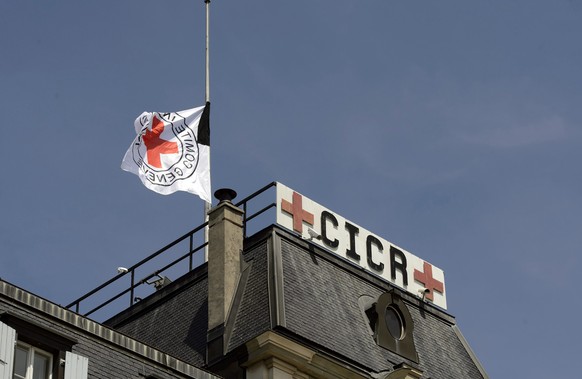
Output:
[{"xmin": 276, "ymin": 182, "xmax": 447, "ymax": 309}]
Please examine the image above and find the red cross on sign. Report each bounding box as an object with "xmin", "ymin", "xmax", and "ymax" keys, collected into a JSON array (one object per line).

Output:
[
  {"xmin": 143, "ymin": 115, "xmax": 179, "ymax": 169},
  {"xmin": 281, "ymin": 191, "xmax": 314, "ymax": 234},
  {"xmin": 414, "ymin": 262, "xmax": 444, "ymax": 302}
]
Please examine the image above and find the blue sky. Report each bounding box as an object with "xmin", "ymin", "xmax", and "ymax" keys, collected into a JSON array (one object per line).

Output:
[{"xmin": 1, "ymin": 1, "xmax": 581, "ymax": 377}]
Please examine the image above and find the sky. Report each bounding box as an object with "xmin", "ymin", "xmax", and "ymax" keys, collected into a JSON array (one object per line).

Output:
[{"xmin": 1, "ymin": 1, "xmax": 581, "ymax": 377}]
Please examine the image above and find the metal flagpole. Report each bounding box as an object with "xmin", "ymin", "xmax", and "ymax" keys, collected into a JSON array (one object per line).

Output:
[
  {"xmin": 205, "ymin": 0, "xmax": 211, "ymax": 103},
  {"xmin": 204, "ymin": 0, "xmax": 211, "ymax": 262}
]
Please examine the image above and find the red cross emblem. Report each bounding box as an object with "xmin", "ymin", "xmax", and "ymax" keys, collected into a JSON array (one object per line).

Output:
[
  {"xmin": 414, "ymin": 262, "xmax": 444, "ymax": 301},
  {"xmin": 281, "ymin": 191, "xmax": 314, "ymax": 233},
  {"xmin": 142, "ymin": 115, "xmax": 179, "ymax": 169}
]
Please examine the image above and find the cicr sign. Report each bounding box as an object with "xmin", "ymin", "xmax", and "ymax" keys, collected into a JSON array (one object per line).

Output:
[{"xmin": 276, "ymin": 183, "xmax": 447, "ymax": 309}]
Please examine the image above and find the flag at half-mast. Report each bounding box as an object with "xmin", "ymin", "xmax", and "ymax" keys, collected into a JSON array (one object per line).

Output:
[{"xmin": 121, "ymin": 103, "xmax": 211, "ymax": 202}]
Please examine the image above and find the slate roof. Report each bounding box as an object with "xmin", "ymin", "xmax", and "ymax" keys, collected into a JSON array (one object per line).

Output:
[
  {"xmin": 275, "ymin": 229, "xmax": 487, "ymax": 377},
  {"xmin": 105, "ymin": 232, "xmax": 274, "ymax": 368},
  {"xmin": 105, "ymin": 224, "xmax": 488, "ymax": 378},
  {"xmin": 105, "ymin": 266, "xmax": 210, "ymax": 367},
  {"xmin": 225, "ymin": 235, "xmax": 272, "ymax": 351}
]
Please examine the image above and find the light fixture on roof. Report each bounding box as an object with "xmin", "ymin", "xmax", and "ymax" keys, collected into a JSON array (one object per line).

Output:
[
  {"xmin": 307, "ymin": 228, "xmax": 322, "ymax": 241},
  {"xmin": 146, "ymin": 274, "xmax": 172, "ymax": 290},
  {"xmin": 419, "ymin": 288, "xmax": 430, "ymax": 302}
]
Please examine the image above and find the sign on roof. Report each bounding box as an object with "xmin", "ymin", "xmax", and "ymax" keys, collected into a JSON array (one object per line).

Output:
[{"xmin": 276, "ymin": 183, "xmax": 447, "ymax": 309}]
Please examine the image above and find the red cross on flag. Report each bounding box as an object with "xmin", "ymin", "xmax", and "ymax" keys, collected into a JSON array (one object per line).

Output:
[{"xmin": 121, "ymin": 103, "xmax": 211, "ymax": 203}]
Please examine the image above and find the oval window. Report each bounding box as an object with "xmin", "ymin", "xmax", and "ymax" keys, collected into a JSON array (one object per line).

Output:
[{"xmin": 385, "ymin": 306, "xmax": 404, "ymax": 340}]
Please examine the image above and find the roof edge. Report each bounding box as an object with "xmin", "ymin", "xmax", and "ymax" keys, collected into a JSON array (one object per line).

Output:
[
  {"xmin": 452, "ymin": 325, "xmax": 490, "ymax": 379},
  {"xmin": 0, "ymin": 279, "xmax": 219, "ymax": 379}
]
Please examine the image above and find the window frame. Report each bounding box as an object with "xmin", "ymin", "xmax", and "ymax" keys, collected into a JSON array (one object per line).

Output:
[{"xmin": 13, "ymin": 340, "xmax": 54, "ymax": 379}]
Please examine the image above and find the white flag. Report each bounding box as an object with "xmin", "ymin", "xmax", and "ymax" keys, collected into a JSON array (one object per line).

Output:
[{"xmin": 121, "ymin": 103, "xmax": 211, "ymax": 202}]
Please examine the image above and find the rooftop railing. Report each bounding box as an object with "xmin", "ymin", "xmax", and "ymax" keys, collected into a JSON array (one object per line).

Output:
[{"xmin": 66, "ymin": 182, "xmax": 277, "ymax": 318}]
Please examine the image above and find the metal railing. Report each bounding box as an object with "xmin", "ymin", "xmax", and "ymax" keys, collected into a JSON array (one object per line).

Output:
[{"xmin": 66, "ymin": 182, "xmax": 277, "ymax": 317}]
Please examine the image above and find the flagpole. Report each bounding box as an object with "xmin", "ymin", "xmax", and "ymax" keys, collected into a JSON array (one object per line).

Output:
[
  {"xmin": 204, "ymin": 0, "xmax": 211, "ymax": 262},
  {"xmin": 205, "ymin": 0, "xmax": 211, "ymax": 103}
]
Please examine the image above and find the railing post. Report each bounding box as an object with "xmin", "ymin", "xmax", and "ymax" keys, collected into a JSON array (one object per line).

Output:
[
  {"xmin": 189, "ymin": 234, "xmax": 194, "ymax": 271},
  {"xmin": 130, "ymin": 270, "xmax": 135, "ymax": 307},
  {"xmin": 243, "ymin": 203, "xmax": 248, "ymax": 237}
]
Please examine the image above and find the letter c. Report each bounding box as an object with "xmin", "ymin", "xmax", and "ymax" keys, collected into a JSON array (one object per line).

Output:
[{"xmin": 321, "ymin": 211, "xmax": 339, "ymax": 248}]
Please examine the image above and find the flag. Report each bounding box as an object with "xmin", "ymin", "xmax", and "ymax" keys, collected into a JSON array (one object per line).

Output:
[{"xmin": 121, "ymin": 103, "xmax": 211, "ymax": 202}]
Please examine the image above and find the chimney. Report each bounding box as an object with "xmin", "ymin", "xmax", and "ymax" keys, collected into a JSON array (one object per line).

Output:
[{"xmin": 207, "ymin": 188, "xmax": 244, "ymax": 362}]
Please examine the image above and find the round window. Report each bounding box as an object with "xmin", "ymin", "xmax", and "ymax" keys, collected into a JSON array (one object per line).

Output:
[{"xmin": 385, "ymin": 305, "xmax": 404, "ymax": 340}]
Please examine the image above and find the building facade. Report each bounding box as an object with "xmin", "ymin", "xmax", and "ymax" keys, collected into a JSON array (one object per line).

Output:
[{"xmin": 1, "ymin": 183, "xmax": 488, "ymax": 379}]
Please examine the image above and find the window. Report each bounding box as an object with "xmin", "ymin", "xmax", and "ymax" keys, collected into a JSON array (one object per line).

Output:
[
  {"xmin": 1, "ymin": 320, "xmax": 87, "ymax": 379},
  {"xmin": 384, "ymin": 305, "xmax": 404, "ymax": 340},
  {"xmin": 359, "ymin": 290, "xmax": 419, "ymax": 363},
  {"xmin": 13, "ymin": 341, "xmax": 53, "ymax": 379}
]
